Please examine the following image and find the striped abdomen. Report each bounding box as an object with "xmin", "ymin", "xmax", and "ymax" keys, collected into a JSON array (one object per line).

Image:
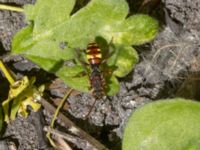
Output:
[
  {"xmin": 86, "ymin": 43, "xmax": 106, "ymax": 99},
  {"xmin": 86, "ymin": 43, "xmax": 102, "ymax": 65}
]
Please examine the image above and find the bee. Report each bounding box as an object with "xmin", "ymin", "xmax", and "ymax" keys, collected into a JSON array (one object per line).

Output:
[
  {"xmin": 76, "ymin": 41, "xmax": 114, "ymax": 118},
  {"xmin": 86, "ymin": 43, "xmax": 106, "ymax": 99}
]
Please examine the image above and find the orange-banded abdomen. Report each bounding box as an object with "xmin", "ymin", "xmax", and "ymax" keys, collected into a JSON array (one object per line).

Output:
[
  {"xmin": 86, "ymin": 43, "xmax": 106, "ymax": 99},
  {"xmin": 86, "ymin": 43, "xmax": 102, "ymax": 65}
]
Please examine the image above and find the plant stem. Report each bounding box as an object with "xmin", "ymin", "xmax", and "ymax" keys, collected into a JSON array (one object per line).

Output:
[
  {"xmin": 41, "ymin": 97, "xmax": 108, "ymax": 150},
  {"xmin": 50, "ymin": 88, "xmax": 73, "ymax": 128},
  {"xmin": 46, "ymin": 88, "xmax": 73, "ymax": 147},
  {"xmin": 0, "ymin": 4, "xmax": 24, "ymax": 12},
  {"xmin": 0, "ymin": 60, "xmax": 15, "ymax": 84}
]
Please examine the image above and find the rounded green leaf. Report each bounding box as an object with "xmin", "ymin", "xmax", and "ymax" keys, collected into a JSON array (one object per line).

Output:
[
  {"xmin": 11, "ymin": 0, "xmax": 158, "ymax": 96},
  {"xmin": 108, "ymin": 46, "xmax": 138, "ymax": 77},
  {"xmin": 114, "ymin": 14, "xmax": 158, "ymax": 46},
  {"xmin": 123, "ymin": 98, "xmax": 200, "ymax": 150}
]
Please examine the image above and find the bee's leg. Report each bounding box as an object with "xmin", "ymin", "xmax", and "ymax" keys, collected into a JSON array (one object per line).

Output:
[{"xmin": 84, "ymin": 97, "xmax": 97, "ymax": 119}]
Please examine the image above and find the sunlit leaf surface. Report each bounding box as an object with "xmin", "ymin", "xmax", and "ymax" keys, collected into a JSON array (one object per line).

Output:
[
  {"xmin": 123, "ymin": 99, "xmax": 200, "ymax": 150},
  {"xmin": 12, "ymin": 0, "xmax": 158, "ymax": 95}
]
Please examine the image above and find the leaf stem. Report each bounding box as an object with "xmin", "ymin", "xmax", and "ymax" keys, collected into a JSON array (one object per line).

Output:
[
  {"xmin": 0, "ymin": 4, "xmax": 24, "ymax": 12},
  {"xmin": 51, "ymin": 88, "xmax": 73, "ymax": 128},
  {"xmin": 46, "ymin": 88, "xmax": 73, "ymax": 147},
  {"xmin": 41, "ymin": 97, "xmax": 108, "ymax": 150},
  {"xmin": 0, "ymin": 60, "xmax": 15, "ymax": 84}
]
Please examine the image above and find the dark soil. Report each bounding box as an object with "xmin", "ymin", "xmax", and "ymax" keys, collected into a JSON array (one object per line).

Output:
[{"xmin": 0, "ymin": 0, "xmax": 200, "ymax": 149}]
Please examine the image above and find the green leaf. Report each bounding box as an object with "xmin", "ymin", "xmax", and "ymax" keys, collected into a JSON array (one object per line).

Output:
[
  {"xmin": 24, "ymin": 0, "xmax": 75, "ymax": 35},
  {"xmin": 57, "ymin": 65, "xmax": 86, "ymax": 77},
  {"xmin": 55, "ymin": 0, "xmax": 129, "ymax": 48},
  {"xmin": 13, "ymin": 0, "xmax": 75, "ymax": 54},
  {"xmin": 12, "ymin": 28, "xmax": 75, "ymax": 73},
  {"xmin": 12, "ymin": 25, "xmax": 34, "ymax": 53},
  {"xmin": 113, "ymin": 14, "xmax": 158, "ymax": 45},
  {"xmin": 12, "ymin": 0, "xmax": 158, "ymax": 96},
  {"xmin": 24, "ymin": 40, "xmax": 75, "ymax": 72},
  {"xmin": 12, "ymin": 0, "xmax": 76, "ymax": 55},
  {"xmin": 24, "ymin": 40, "xmax": 74, "ymax": 61},
  {"xmin": 108, "ymin": 46, "xmax": 138, "ymax": 77},
  {"xmin": 56, "ymin": 65, "xmax": 90, "ymax": 92},
  {"xmin": 123, "ymin": 98, "xmax": 200, "ymax": 150},
  {"xmin": 106, "ymin": 75, "xmax": 119, "ymax": 96}
]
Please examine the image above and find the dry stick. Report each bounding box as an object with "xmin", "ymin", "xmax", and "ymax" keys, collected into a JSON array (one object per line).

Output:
[
  {"xmin": 41, "ymin": 98, "xmax": 108, "ymax": 150},
  {"xmin": 0, "ymin": 4, "xmax": 24, "ymax": 12},
  {"xmin": 44, "ymin": 127, "xmax": 73, "ymax": 150},
  {"xmin": 55, "ymin": 136, "xmax": 72, "ymax": 150},
  {"xmin": 44, "ymin": 127, "xmax": 91, "ymax": 150},
  {"xmin": 44, "ymin": 126, "xmax": 81, "ymax": 144}
]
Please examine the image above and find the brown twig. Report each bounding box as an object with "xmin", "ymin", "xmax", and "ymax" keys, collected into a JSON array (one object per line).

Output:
[
  {"xmin": 55, "ymin": 136, "xmax": 72, "ymax": 150},
  {"xmin": 44, "ymin": 126, "xmax": 95, "ymax": 150},
  {"xmin": 41, "ymin": 98, "xmax": 108, "ymax": 150}
]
